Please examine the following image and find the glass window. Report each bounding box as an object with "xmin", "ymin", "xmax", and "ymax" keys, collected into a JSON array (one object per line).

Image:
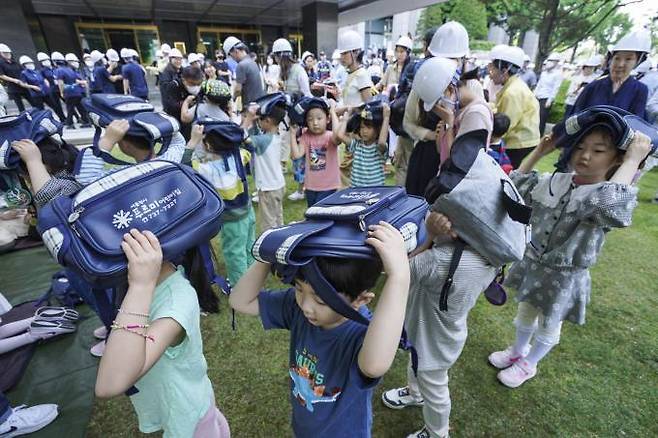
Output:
[
  {"xmin": 136, "ymin": 29, "xmax": 160, "ymax": 65},
  {"xmin": 79, "ymin": 28, "xmax": 107, "ymax": 53}
]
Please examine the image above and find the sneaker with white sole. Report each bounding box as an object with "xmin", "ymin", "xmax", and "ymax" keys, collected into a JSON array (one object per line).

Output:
[
  {"xmin": 381, "ymin": 386, "xmax": 424, "ymax": 409},
  {"xmin": 406, "ymin": 426, "xmax": 431, "ymax": 438},
  {"xmin": 251, "ymin": 194, "xmax": 259, "ymax": 203},
  {"xmin": 287, "ymin": 191, "xmax": 305, "ymax": 201},
  {"xmin": 93, "ymin": 325, "xmax": 107, "ymax": 340},
  {"xmin": 28, "ymin": 320, "xmax": 76, "ymax": 339},
  {"xmin": 0, "ymin": 404, "xmax": 58, "ymax": 437},
  {"xmin": 488, "ymin": 346, "xmax": 526, "ymax": 369},
  {"xmin": 90, "ymin": 340, "xmax": 106, "ymax": 357},
  {"xmin": 497, "ymin": 359, "xmax": 537, "ymax": 388}
]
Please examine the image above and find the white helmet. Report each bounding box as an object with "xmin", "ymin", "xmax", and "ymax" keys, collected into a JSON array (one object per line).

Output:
[
  {"xmin": 128, "ymin": 49, "xmax": 139, "ymax": 59},
  {"xmin": 106, "ymin": 49, "xmax": 120, "ymax": 62},
  {"xmin": 634, "ymin": 59, "xmax": 652, "ymax": 74},
  {"xmin": 428, "ymin": 21, "xmax": 469, "ymax": 58},
  {"xmin": 523, "ymin": 54, "xmax": 531, "ymax": 63},
  {"xmin": 223, "ymin": 36, "xmax": 243, "ymax": 54},
  {"xmin": 36, "ymin": 52, "xmax": 50, "ymax": 62},
  {"xmin": 489, "ymin": 45, "xmax": 525, "ymax": 69},
  {"xmin": 18, "ymin": 55, "xmax": 33, "ymax": 65},
  {"xmin": 90, "ymin": 50, "xmax": 104, "ymax": 64},
  {"xmin": 337, "ymin": 30, "xmax": 363, "ymax": 53},
  {"xmin": 169, "ymin": 48, "xmax": 183, "ymax": 59},
  {"xmin": 51, "ymin": 51, "xmax": 65, "ymax": 62},
  {"xmin": 188, "ymin": 53, "xmax": 200, "ymax": 64},
  {"xmin": 331, "ymin": 49, "xmax": 341, "ymax": 60},
  {"xmin": 272, "ymin": 38, "xmax": 293, "ymax": 54},
  {"xmin": 65, "ymin": 53, "xmax": 79, "ymax": 62},
  {"xmin": 301, "ymin": 51, "xmax": 314, "ymax": 62},
  {"xmin": 395, "ymin": 36, "xmax": 413, "ymax": 50},
  {"xmin": 156, "ymin": 49, "xmax": 163, "ymax": 57},
  {"xmin": 0, "ymin": 44, "xmax": 11, "ymax": 53},
  {"xmin": 412, "ymin": 57, "xmax": 459, "ymax": 112},
  {"xmin": 160, "ymin": 43, "xmax": 171, "ymax": 54},
  {"xmin": 612, "ymin": 29, "xmax": 651, "ymax": 54},
  {"xmin": 120, "ymin": 48, "xmax": 131, "ymax": 59}
]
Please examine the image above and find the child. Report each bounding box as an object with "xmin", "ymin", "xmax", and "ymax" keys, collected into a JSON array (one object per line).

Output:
[
  {"xmin": 186, "ymin": 123, "xmax": 255, "ymax": 286},
  {"xmin": 11, "ymin": 137, "xmax": 81, "ymax": 208},
  {"xmin": 95, "ymin": 229, "xmax": 228, "ymax": 437},
  {"xmin": 487, "ymin": 113, "xmax": 513, "ymax": 174},
  {"xmin": 181, "ymin": 79, "xmax": 235, "ymax": 125},
  {"xmin": 336, "ymin": 101, "xmax": 389, "ymax": 187},
  {"xmin": 489, "ymin": 129, "xmax": 651, "ymax": 388},
  {"xmin": 289, "ymin": 98, "xmax": 342, "ymax": 206},
  {"xmin": 230, "ymin": 221, "xmax": 410, "ymax": 437},
  {"xmin": 241, "ymin": 103, "xmax": 286, "ymax": 231},
  {"xmin": 75, "ymin": 118, "xmax": 187, "ymax": 185}
]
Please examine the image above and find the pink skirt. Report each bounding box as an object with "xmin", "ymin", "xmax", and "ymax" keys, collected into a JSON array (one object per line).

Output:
[{"xmin": 193, "ymin": 403, "xmax": 230, "ymax": 438}]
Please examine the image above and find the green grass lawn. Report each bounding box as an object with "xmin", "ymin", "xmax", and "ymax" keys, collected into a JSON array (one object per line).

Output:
[{"xmin": 87, "ymin": 156, "xmax": 658, "ymax": 437}]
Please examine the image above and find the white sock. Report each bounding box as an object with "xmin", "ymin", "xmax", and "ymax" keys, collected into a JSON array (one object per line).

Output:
[
  {"xmin": 513, "ymin": 325, "xmax": 535, "ymax": 357},
  {"xmin": 525, "ymin": 341, "xmax": 554, "ymax": 366}
]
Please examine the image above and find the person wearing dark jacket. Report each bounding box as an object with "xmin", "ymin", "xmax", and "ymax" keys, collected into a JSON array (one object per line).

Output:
[{"xmin": 161, "ymin": 65, "xmax": 203, "ymax": 140}]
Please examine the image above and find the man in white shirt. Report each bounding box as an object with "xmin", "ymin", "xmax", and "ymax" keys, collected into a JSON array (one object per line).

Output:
[{"xmin": 534, "ymin": 55, "xmax": 563, "ymax": 135}]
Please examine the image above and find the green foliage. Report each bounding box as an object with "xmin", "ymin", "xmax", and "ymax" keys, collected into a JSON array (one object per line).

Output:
[
  {"xmin": 417, "ymin": 0, "xmax": 488, "ymax": 41},
  {"xmin": 590, "ymin": 10, "xmax": 632, "ymax": 51},
  {"xmin": 548, "ymin": 79, "xmax": 570, "ymax": 124},
  {"xmin": 471, "ymin": 39, "xmax": 495, "ymax": 51}
]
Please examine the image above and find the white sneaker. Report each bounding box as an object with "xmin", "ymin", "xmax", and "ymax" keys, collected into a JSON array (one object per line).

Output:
[
  {"xmin": 251, "ymin": 194, "xmax": 259, "ymax": 203},
  {"xmin": 0, "ymin": 404, "xmax": 59, "ymax": 437},
  {"xmin": 381, "ymin": 386, "xmax": 424, "ymax": 410},
  {"xmin": 287, "ymin": 191, "xmax": 305, "ymax": 201},
  {"xmin": 93, "ymin": 325, "xmax": 107, "ymax": 340},
  {"xmin": 90, "ymin": 340, "xmax": 106, "ymax": 357},
  {"xmin": 497, "ymin": 359, "xmax": 537, "ymax": 388},
  {"xmin": 406, "ymin": 426, "xmax": 431, "ymax": 438},
  {"xmin": 488, "ymin": 346, "xmax": 526, "ymax": 369}
]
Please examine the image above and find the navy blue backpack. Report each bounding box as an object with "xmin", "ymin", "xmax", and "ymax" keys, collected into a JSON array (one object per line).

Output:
[
  {"xmin": 252, "ymin": 186, "xmax": 428, "ymax": 371},
  {"xmin": 82, "ymin": 93, "xmax": 180, "ymax": 165},
  {"xmin": 0, "ymin": 109, "xmax": 63, "ymax": 170},
  {"xmin": 37, "ymin": 160, "xmax": 225, "ymax": 288}
]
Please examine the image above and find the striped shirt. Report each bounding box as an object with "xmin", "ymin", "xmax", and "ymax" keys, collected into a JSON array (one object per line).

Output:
[
  {"xmin": 34, "ymin": 170, "xmax": 82, "ymax": 207},
  {"xmin": 347, "ymin": 138, "xmax": 386, "ymax": 187}
]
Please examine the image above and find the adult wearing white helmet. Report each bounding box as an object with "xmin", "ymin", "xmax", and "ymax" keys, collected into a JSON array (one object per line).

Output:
[
  {"xmin": 272, "ymin": 38, "xmax": 311, "ymax": 101},
  {"xmin": 223, "ymin": 35, "xmax": 264, "ymax": 111},
  {"xmin": 91, "ymin": 49, "xmax": 122, "ymax": 95},
  {"xmin": 336, "ymin": 29, "xmax": 373, "ymax": 109},
  {"xmin": 187, "ymin": 52, "xmax": 201, "ymax": 68},
  {"xmin": 159, "ymin": 47, "xmax": 183, "ymax": 94},
  {"xmin": 160, "ymin": 43, "xmax": 171, "ymax": 56},
  {"xmin": 35, "ymin": 52, "xmax": 66, "ymax": 120},
  {"xmin": 571, "ymin": 29, "xmax": 652, "ymax": 120},
  {"xmin": 636, "ymin": 59, "xmax": 658, "ymax": 101},
  {"xmin": 57, "ymin": 53, "xmax": 91, "ymax": 128},
  {"xmin": 382, "ymin": 56, "xmax": 495, "ymax": 438},
  {"xmin": 378, "ymin": 34, "xmax": 415, "ymax": 185},
  {"xmin": 519, "ymin": 53, "xmax": 537, "ymax": 89},
  {"xmin": 105, "ymin": 49, "xmax": 119, "ymax": 63},
  {"xmin": 121, "ymin": 47, "xmax": 148, "ymax": 100},
  {"xmin": 18, "ymin": 55, "xmax": 48, "ymax": 110},
  {"xmin": 534, "ymin": 52, "xmax": 563, "ymax": 135},
  {"xmin": 488, "ymin": 44, "xmax": 540, "ymax": 168},
  {"xmin": 0, "ymin": 43, "xmax": 34, "ymax": 112},
  {"xmin": 564, "ymin": 56, "xmax": 601, "ymax": 117}
]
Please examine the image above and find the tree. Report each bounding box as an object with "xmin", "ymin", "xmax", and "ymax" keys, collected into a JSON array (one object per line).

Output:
[
  {"xmin": 416, "ymin": 0, "xmax": 489, "ymax": 41},
  {"xmin": 591, "ymin": 11, "xmax": 632, "ymax": 52},
  {"xmin": 487, "ymin": 0, "xmax": 643, "ymax": 72}
]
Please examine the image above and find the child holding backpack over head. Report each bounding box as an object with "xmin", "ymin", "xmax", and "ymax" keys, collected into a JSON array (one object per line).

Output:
[
  {"xmin": 489, "ymin": 128, "xmax": 651, "ymax": 388},
  {"xmin": 95, "ymin": 229, "xmax": 229, "ymax": 437},
  {"xmin": 185, "ymin": 122, "xmax": 255, "ymax": 286},
  {"xmin": 335, "ymin": 101, "xmax": 390, "ymax": 188},
  {"xmin": 289, "ymin": 97, "xmax": 342, "ymax": 206},
  {"xmin": 241, "ymin": 100, "xmax": 286, "ymax": 231}
]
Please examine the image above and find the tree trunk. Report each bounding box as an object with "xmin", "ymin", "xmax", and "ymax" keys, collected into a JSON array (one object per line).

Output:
[{"xmin": 534, "ymin": 0, "xmax": 560, "ymax": 75}]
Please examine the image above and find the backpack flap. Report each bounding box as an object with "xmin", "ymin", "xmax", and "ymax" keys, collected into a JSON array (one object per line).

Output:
[
  {"xmin": 0, "ymin": 113, "xmax": 33, "ymax": 169},
  {"xmin": 38, "ymin": 160, "xmax": 224, "ymax": 286},
  {"xmin": 29, "ymin": 109, "xmax": 63, "ymax": 145},
  {"xmin": 132, "ymin": 111, "xmax": 180, "ymax": 156},
  {"xmin": 252, "ymin": 220, "xmax": 334, "ymax": 268}
]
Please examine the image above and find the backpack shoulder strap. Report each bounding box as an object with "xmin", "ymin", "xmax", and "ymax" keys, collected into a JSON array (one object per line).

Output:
[{"xmin": 439, "ymin": 239, "xmax": 466, "ymax": 311}]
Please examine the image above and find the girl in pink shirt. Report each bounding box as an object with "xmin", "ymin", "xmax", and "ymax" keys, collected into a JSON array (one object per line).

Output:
[{"xmin": 290, "ymin": 99, "xmax": 342, "ymax": 206}]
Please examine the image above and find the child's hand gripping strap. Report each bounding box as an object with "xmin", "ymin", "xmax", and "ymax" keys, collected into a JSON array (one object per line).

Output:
[{"xmin": 91, "ymin": 112, "xmax": 181, "ymax": 165}]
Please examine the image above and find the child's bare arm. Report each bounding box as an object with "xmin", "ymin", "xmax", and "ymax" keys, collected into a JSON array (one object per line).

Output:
[
  {"xmin": 229, "ymin": 261, "xmax": 270, "ymax": 316},
  {"xmin": 358, "ymin": 222, "xmax": 410, "ymax": 378},
  {"xmin": 99, "ymin": 119, "xmax": 130, "ymax": 152},
  {"xmin": 186, "ymin": 124, "xmax": 204, "ymax": 149},
  {"xmin": 11, "ymin": 140, "xmax": 51, "ymax": 193},
  {"xmin": 377, "ymin": 103, "xmax": 390, "ymax": 153},
  {"xmin": 518, "ymin": 133, "xmax": 555, "ymax": 174},
  {"xmin": 334, "ymin": 110, "xmax": 351, "ymax": 145}
]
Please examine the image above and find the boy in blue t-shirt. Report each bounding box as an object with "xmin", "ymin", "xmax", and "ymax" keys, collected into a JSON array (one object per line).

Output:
[{"xmin": 230, "ymin": 221, "xmax": 411, "ymax": 437}]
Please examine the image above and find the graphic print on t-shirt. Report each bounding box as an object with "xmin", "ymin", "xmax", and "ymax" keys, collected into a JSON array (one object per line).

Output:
[
  {"xmin": 290, "ymin": 347, "xmax": 342, "ymax": 412},
  {"xmin": 309, "ymin": 146, "xmax": 327, "ymax": 172}
]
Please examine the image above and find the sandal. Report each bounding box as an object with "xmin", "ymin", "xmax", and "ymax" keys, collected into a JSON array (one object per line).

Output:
[
  {"xmin": 29, "ymin": 320, "xmax": 77, "ymax": 339},
  {"xmin": 34, "ymin": 306, "xmax": 79, "ymax": 323}
]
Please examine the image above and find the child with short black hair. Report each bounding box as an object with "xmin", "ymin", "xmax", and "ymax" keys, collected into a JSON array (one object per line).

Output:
[
  {"xmin": 186, "ymin": 123, "xmax": 256, "ymax": 286},
  {"xmin": 242, "ymin": 104, "xmax": 286, "ymax": 231},
  {"xmin": 336, "ymin": 102, "xmax": 390, "ymax": 187},
  {"xmin": 488, "ymin": 113, "xmax": 513, "ymax": 174},
  {"xmin": 230, "ymin": 221, "xmax": 410, "ymax": 437}
]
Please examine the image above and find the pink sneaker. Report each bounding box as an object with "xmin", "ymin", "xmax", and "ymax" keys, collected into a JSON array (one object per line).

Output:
[
  {"xmin": 90, "ymin": 340, "xmax": 106, "ymax": 357},
  {"xmin": 93, "ymin": 325, "xmax": 107, "ymax": 340},
  {"xmin": 497, "ymin": 360, "xmax": 537, "ymax": 388},
  {"xmin": 488, "ymin": 346, "xmax": 526, "ymax": 369}
]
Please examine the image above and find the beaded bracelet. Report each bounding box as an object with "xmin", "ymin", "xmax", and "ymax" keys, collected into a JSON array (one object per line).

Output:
[
  {"xmin": 111, "ymin": 322, "xmax": 155, "ymax": 343},
  {"xmin": 117, "ymin": 308, "xmax": 149, "ymax": 318}
]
